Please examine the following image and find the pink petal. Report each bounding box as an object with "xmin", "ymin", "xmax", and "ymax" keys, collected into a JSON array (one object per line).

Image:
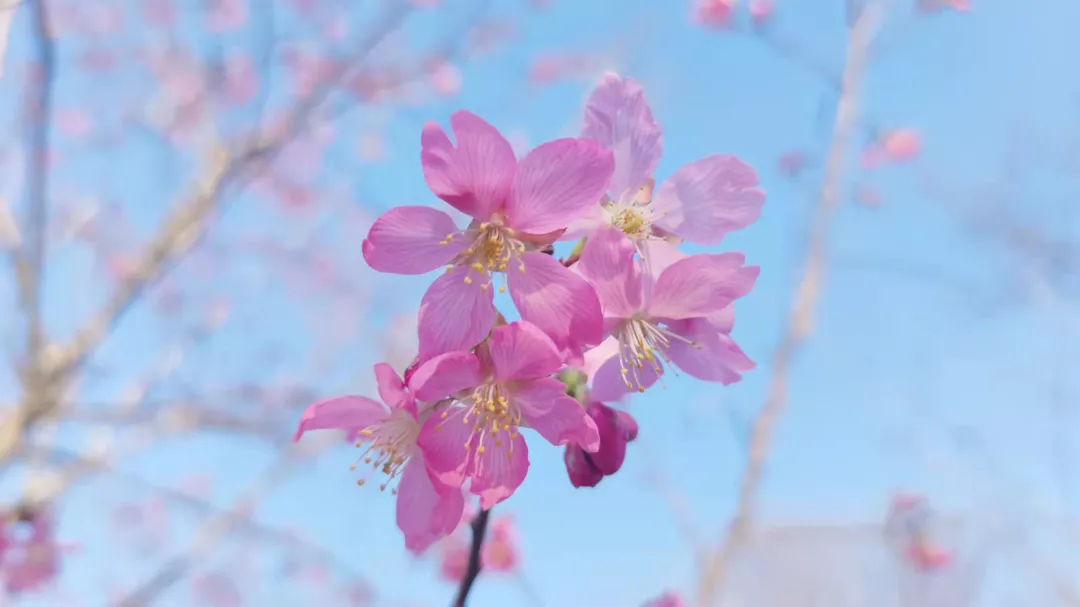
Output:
[
  {"xmin": 293, "ymin": 396, "xmax": 386, "ymax": 441},
  {"xmin": 362, "ymin": 206, "xmax": 464, "ymax": 274},
  {"xmin": 707, "ymin": 305, "xmax": 735, "ymax": 333},
  {"xmin": 640, "ymin": 238, "xmax": 687, "ymax": 278},
  {"xmin": 487, "ymin": 321, "xmax": 563, "ymax": 382},
  {"xmin": 417, "ymin": 406, "xmax": 475, "ymax": 487},
  {"xmin": 647, "ymin": 253, "xmax": 758, "ymax": 320},
  {"xmin": 505, "ymin": 138, "xmax": 615, "ymax": 234},
  {"xmin": 514, "ymin": 378, "xmax": 600, "ymax": 451},
  {"xmin": 508, "ymin": 251, "xmax": 603, "ymax": 359},
  {"xmin": 563, "ymin": 445, "xmax": 604, "ymax": 487},
  {"xmin": 585, "ymin": 402, "xmax": 628, "ymax": 475},
  {"xmin": 469, "ymin": 432, "xmax": 529, "ymax": 509},
  {"xmin": 396, "ymin": 458, "xmax": 465, "ymax": 555},
  {"xmin": 374, "ymin": 362, "xmax": 413, "ymax": 414},
  {"xmin": 588, "ymin": 341, "xmax": 663, "ymax": 400},
  {"xmin": 420, "ymin": 111, "xmax": 517, "ymax": 220},
  {"xmin": 652, "ymin": 154, "xmax": 765, "ymax": 245},
  {"xmin": 663, "ymin": 318, "xmax": 754, "ymax": 384},
  {"xmin": 577, "ymin": 226, "xmax": 642, "ymax": 319},
  {"xmin": 581, "ymin": 72, "xmax": 663, "ymax": 199},
  {"xmin": 409, "ymin": 351, "xmax": 483, "ymax": 402},
  {"xmin": 418, "ymin": 266, "xmax": 496, "ymax": 361}
]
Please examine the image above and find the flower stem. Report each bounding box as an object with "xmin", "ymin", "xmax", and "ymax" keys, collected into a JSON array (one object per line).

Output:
[{"xmin": 453, "ymin": 507, "xmax": 492, "ymax": 607}]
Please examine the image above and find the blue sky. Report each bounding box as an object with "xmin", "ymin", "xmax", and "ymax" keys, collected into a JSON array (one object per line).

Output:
[{"xmin": 3, "ymin": 0, "xmax": 1080, "ymax": 605}]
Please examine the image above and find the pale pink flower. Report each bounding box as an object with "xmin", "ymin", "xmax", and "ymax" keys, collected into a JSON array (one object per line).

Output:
[
  {"xmin": 643, "ymin": 591, "xmax": 685, "ymax": 607},
  {"xmin": 362, "ymin": 110, "xmax": 614, "ymax": 362},
  {"xmin": 207, "ymin": 0, "xmax": 248, "ymax": 32},
  {"xmin": 411, "ymin": 322, "xmax": 601, "ymax": 507},
  {"xmin": 221, "ymin": 55, "xmax": 258, "ymax": 106},
  {"xmin": 143, "ymin": 0, "xmax": 176, "ymax": 26},
  {"xmin": 908, "ymin": 541, "xmax": 952, "ymax": 571},
  {"xmin": 430, "ymin": 61, "xmax": 462, "ymax": 97},
  {"xmin": 577, "ymin": 227, "xmax": 758, "ymax": 397},
  {"xmin": 564, "ymin": 401, "xmax": 638, "ymax": 487},
  {"xmin": 571, "ymin": 74, "xmax": 764, "ymax": 260},
  {"xmin": 4, "ymin": 513, "xmax": 60, "ymax": 594},
  {"xmin": 481, "ymin": 516, "xmax": 519, "ymax": 572},
  {"xmin": 749, "ymin": 0, "xmax": 775, "ymax": 25},
  {"xmin": 881, "ymin": 129, "xmax": 921, "ymax": 161},
  {"xmin": 294, "ymin": 363, "xmax": 464, "ymax": 553},
  {"xmin": 693, "ymin": 0, "xmax": 736, "ymax": 29},
  {"xmin": 437, "ymin": 535, "xmax": 469, "ymax": 581}
]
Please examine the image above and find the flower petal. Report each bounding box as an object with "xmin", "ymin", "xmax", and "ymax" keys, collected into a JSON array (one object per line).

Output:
[
  {"xmin": 420, "ymin": 111, "xmax": 517, "ymax": 220},
  {"xmin": 396, "ymin": 457, "xmax": 465, "ymax": 555},
  {"xmin": 577, "ymin": 226, "xmax": 642, "ymax": 319},
  {"xmin": 374, "ymin": 362, "xmax": 414, "ymax": 415},
  {"xmin": 563, "ymin": 445, "xmax": 604, "ymax": 488},
  {"xmin": 293, "ymin": 396, "xmax": 386, "ymax": 441},
  {"xmin": 505, "ymin": 138, "xmax": 615, "ymax": 235},
  {"xmin": 586, "ymin": 402, "xmax": 629, "ymax": 475},
  {"xmin": 581, "ymin": 72, "xmax": 663, "ymax": 199},
  {"xmin": 362, "ymin": 206, "xmax": 464, "ymax": 274},
  {"xmin": 652, "ymin": 154, "xmax": 765, "ymax": 246},
  {"xmin": 470, "ymin": 432, "xmax": 529, "ymax": 509},
  {"xmin": 646, "ymin": 253, "xmax": 759, "ymax": 320},
  {"xmin": 508, "ymin": 251, "xmax": 603, "ymax": 359},
  {"xmin": 663, "ymin": 318, "xmax": 755, "ymax": 384},
  {"xmin": 417, "ymin": 406, "xmax": 475, "ymax": 487},
  {"xmin": 487, "ymin": 321, "xmax": 563, "ymax": 382},
  {"xmin": 418, "ymin": 265, "xmax": 496, "ymax": 362},
  {"xmin": 409, "ymin": 351, "xmax": 483, "ymax": 402},
  {"xmin": 514, "ymin": 378, "xmax": 600, "ymax": 452}
]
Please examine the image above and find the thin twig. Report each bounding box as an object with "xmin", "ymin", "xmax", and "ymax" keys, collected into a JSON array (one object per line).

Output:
[
  {"xmin": 453, "ymin": 508, "xmax": 492, "ymax": 607},
  {"xmin": 695, "ymin": 3, "xmax": 893, "ymax": 605}
]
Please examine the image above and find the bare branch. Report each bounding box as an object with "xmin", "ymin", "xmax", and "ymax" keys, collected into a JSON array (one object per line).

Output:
[{"xmin": 695, "ymin": 3, "xmax": 893, "ymax": 605}]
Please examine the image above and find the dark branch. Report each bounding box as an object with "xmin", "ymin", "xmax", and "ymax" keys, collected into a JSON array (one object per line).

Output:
[{"xmin": 453, "ymin": 508, "xmax": 492, "ymax": 607}]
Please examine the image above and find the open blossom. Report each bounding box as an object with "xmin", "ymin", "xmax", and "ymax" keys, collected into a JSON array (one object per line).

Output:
[
  {"xmin": 576, "ymin": 226, "xmax": 758, "ymax": 397},
  {"xmin": 410, "ymin": 321, "xmax": 601, "ymax": 508},
  {"xmin": 362, "ymin": 110, "xmax": 614, "ymax": 362},
  {"xmin": 570, "ymin": 73, "xmax": 764, "ymax": 262},
  {"xmin": 564, "ymin": 402, "xmax": 638, "ymax": 487},
  {"xmin": 294, "ymin": 363, "xmax": 464, "ymax": 553},
  {"xmin": 693, "ymin": 0, "xmax": 736, "ymax": 28}
]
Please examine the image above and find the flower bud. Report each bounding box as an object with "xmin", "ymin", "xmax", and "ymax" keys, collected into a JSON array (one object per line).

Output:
[{"xmin": 563, "ymin": 402, "xmax": 637, "ymax": 488}]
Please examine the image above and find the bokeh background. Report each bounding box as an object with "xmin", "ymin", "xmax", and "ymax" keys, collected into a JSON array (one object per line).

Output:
[{"xmin": 1, "ymin": 0, "xmax": 1079, "ymax": 605}]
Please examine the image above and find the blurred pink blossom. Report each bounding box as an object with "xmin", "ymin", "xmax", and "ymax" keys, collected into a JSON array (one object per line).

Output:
[
  {"xmin": 207, "ymin": 0, "xmax": 248, "ymax": 32},
  {"xmin": 481, "ymin": 517, "xmax": 519, "ymax": 573},
  {"xmin": 693, "ymin": 0, "xmax": 736, "ymax": 29},
  {"xmin": 642, "ymin": 591, "xmax": 685, "ymax": 607}
]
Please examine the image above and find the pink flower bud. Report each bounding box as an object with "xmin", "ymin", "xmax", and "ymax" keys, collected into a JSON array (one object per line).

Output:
[{"xmin": 564, "ymin": 403, "xmax": 637, "ymax": 488}]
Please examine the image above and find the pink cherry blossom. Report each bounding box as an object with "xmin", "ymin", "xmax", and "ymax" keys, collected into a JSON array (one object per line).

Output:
[
  {"xmin": 693, "ymin": 0, "xmax": 736, "ymax": 29},
  {"xmin": 571, "ymin": 73, "xmax": 765, "ymax": 258},
  {"xmin": 429, "ymin": 61, "xmax": 462, "ymax": 97},
  {"xmin": 564, "ymin": 401, "xmax": 638, "ymax": 487},
  {"xmin": 642, "ymin": 591, "xmax": 686, "ymax": 607},
  {"xmin": 749, "ymin": 0, "xmax": 775, "ymax": 25},
  {"xmin": 908, "ymin": 541, "xmax": 952, "ymax": 571},
  {"xmin": 576, "ymin": 226, "xmax": 758, "ymax": 397},
  {"xmin": 411, "ymin": 322, "xmax": 601, "ymax": 508},
  {"xmin": 437, "ymin": 535, "xmax": 470, "ymax": 581},
  {"xmin": 4, "ymin": 512, "xmax": 61, "ymax": 595},
  {"xmin": 481, "ymin": 516, "xmax": 519, "ymax": 572},
  {"xmin": 207, "ymin": 0, "xmax": 248, "ymax": 32},
  {"xmin": 294, "ymin": 363, "xmax": 464, "ymax": 553},
  {"xmin": 362, "ymin": 110, "xmax": 614, "ymax": 361}
]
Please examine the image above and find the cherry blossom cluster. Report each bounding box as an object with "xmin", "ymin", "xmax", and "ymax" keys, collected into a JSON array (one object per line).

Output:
[{"xmin": 294, "ymin": 72, "xmax": 765, "ymax": 552}]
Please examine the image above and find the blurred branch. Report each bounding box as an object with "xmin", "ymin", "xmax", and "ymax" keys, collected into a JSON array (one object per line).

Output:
[
  {"xmin": 696, "ymin": 3, "xmax": 893, "ymax": 605},
  {"xmin": 453, "ymin": 508, "xmax": 492, "ymax": 607},
  {"xmin": 2, "ymin": 0, "xmax": 55, "ymax": 468},
  {"xmin": 0, "ymin": 0, "xmax": 417, "ymax": 470},
  {"xmin": 114, "ymin": 454, "xmax": 299, "ymax": 607}
]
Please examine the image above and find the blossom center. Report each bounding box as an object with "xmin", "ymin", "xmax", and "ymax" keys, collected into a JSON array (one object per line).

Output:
[
  {"xmin": 443, "ymin": 221, "xmax": 527, "ymax": 292},
  {"xmin": 351, "ymin": 409, "xmax": 418, "ymax": 493},
  {"xmin": 602, "ymin": 186, "xmax": 662, "ymax": 241},
  {"xmin": 436, "ymin": 382, "xmax": 522, "ymax": 459},
  {"xmin": 613, "ymin": 316, "xmax": 695, "ymax": 391}
]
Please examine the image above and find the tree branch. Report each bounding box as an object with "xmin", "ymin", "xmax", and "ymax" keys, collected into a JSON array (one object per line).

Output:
[
  {"xmin": 453, "ymin": 508, "xmax": 492, "ymax": 607},
  {"xmin": 695, "ymin": 2, "xmax": 893, "ymax": 605}
]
